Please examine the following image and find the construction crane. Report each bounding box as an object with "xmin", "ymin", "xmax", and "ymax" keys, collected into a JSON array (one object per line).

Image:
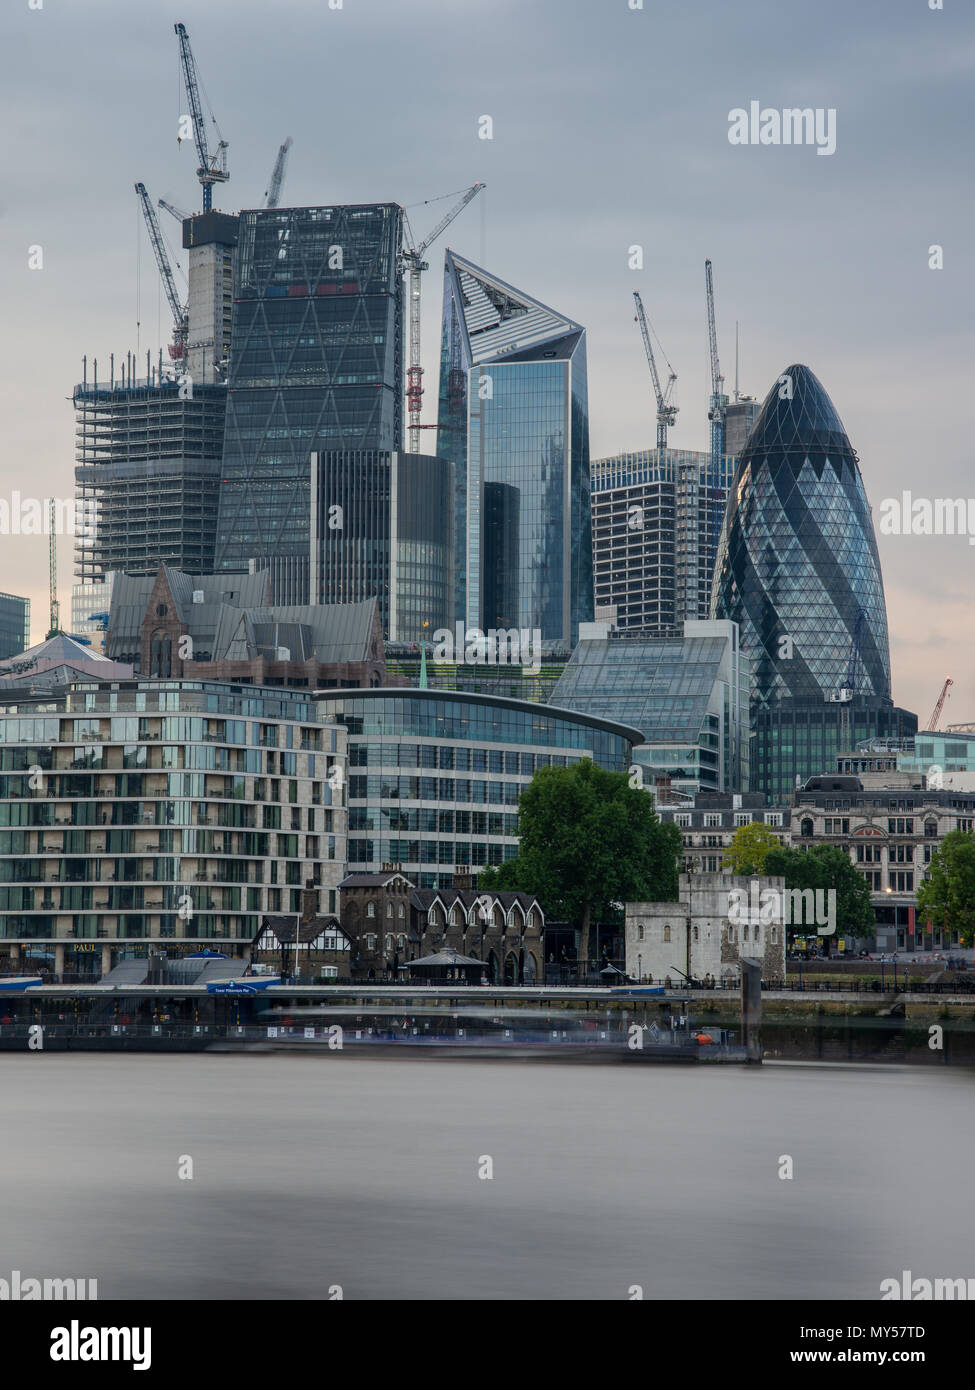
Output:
[
  {"xmin": 632, "ymin": 291, "xmax": 678, "ymax": 450},
  {"xmin": 829, "ymin": 607, "xmax": 866, "ymax": 751},
  {"xmin": 47, "ymin": 500, "xmax": 59, "ymax": 638},
  {"xmin": 134, "ymin": 182, "xmax": 188, "ymax": 361},
  {"xmin": 174, "ymin": 22, "xmax": 229, "ymax": 213},
  {"xmin": 704, "ymin": 259, "xmax": 727, "ymax": 469},
  {"xmin": 400, "ymin": 182, "xmax": 485, "ymax": 453},
  {"xmin": 158, "ymin": 197, "xmax": 191, "ymax": 224},
  {"xmin": 927, "ymin": 677, "xmax": 954, "ymax": 731},
  {"xmin": 265, "ymin": 137, "xmax": 293, "ymax": 209}
]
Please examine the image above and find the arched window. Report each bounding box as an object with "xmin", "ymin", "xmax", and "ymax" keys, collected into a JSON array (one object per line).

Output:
[
  {"xmin": 366, "ymin": 901, "xmax": 375, "ymax": 918},
  {"xmin": 397, "ymin": 934, "xmax": 406, "ymax": 950},
  {"xmin": 366, "ymin": 934, "xmax": 376, "ymax": 951},
  {"xmin": 385, "ymin": 934, "xmax": 393, "ymax": 953},
  {"xmin": 449, "ymin": 908, "xmax": 458, "ymax": 925},
  {"xmin": 428, "ymin": 906, "xmax": 438, "ymax": 926},
  {"xmin": 663, "ymin": 925, "xmax": 671, "ymax": 943},
  {"xmin": 386, "ymin": 902, "xmax": 393, "ymax": 918},
  {"xmin": 398, "ymin": 903, "xmax": 405, "ymax": 918}
]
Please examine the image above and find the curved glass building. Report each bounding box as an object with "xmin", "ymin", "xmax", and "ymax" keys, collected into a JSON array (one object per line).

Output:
[
  {"xmin": 315, "ymin": 688, "xmax": 639, "ymax": 887},
  {"xmin": 711, "ymin": 364, "xmax": 915, "ymax": 799}
]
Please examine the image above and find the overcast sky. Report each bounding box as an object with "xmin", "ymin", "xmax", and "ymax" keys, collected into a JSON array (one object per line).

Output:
[{"xmin": 1, "ymin": 0, "xmax": 972, "ymax": 723}]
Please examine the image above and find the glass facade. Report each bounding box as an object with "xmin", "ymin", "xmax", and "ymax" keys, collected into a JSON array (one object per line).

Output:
[
  {"xmin": 549, "ymin": 620, "xmax": 750, "ymax": 794},
  {"xmin": 0, "ymin": 592, "xmax": 30, "ymax": 661},
  {"xmin": 436, "ymin": 251, "xmax": 592, "ymax": 649},
  {"xmin": 711, "ymin": 364, "xmax": 914, "ymax": 800},
  {"xmin": 214, "ymin": 205, "xmax": 404, "ymax": 603},
  {"xmin": 316, "ymin": 688, "xmax": 637, "ymax": 887},
  {"xmin": 310, "ymin": 450, "xmax": 452, "ymax": 642}
]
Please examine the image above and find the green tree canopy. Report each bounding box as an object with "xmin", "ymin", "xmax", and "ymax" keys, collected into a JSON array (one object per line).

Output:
[
  {"xmin": 917, "ymin": 829, "xmax": 975, "ymax": 946},
  {"xmin": 478, "ymin": 759, "xmax": 682, "ymax": 955},
  {"xmin": 764, "ymin": 843, "xmax": 874, "ymax": 944},
  {"xmin": 722, "ymin": 821, "xmax": 783, "ymax": 875}
]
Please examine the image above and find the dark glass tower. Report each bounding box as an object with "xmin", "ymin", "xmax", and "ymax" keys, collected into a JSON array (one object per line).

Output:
[
  {"xmin": 214, "ymin": 204, "xmax": 404, "ymax": 603},
  {"xmin": 436, "ymin": 250, "xmax": 592, "ymax": 650},
  {"xmin": 711, "ymin": 364, "xmax": 915, "ymax": 799}
]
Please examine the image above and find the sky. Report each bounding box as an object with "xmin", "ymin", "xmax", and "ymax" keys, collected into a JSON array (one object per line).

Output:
[{"xmin": 0, "ymin": 0, "xmax": 971, "ymax": 723}]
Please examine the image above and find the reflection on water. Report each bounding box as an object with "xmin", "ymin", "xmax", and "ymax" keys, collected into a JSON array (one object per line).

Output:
[{"xmin": 0, "ymin": 1056, "xmax": 971, "ymax": 1300}]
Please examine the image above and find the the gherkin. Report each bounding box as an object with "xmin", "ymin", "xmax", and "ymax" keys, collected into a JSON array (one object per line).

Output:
[{"xmin": 711, "ymin": 364, "xmax": 915, "ymax": 800}]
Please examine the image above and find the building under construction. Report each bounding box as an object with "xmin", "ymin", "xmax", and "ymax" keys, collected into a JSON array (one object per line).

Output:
[
  {"xmin": 73, "ymin": 360, "xmax": 227, "ymax": 584},
  {"xmin": 591, "ymin": 448, "xmax": 736, "ymax": 631}
]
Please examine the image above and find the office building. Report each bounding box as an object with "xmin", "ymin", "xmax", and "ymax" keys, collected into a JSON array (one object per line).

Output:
[
  {"xmin": 309, "ymin": 449, "xmax": 452, "ymax": 643},
  {"xmin": 436, "ymin": 250, "xmax": 593, "ymax": 648},
  {"xmin": 711, "ymin": 363, "xmax": 916, "ymax": 801},
  {"xmin": 0, "ymin": 593, "xmax": 30, "ymax": 661},
  {"xmin": 316, "ymin": 687, "xmax": 640, "ymax": 888},
  {"xmin": 656, "ymin": 792, "xmax": 792, "ymax": 875},
  {"xmin": 550, "ymin": 619, "xmax": 750, "ymax": 795},
  {"xmin": 0, "ymin": 681, "xmax": 347, "ymax": 979},
  {"xmin": 71, "ymin": 575, "xmax": 116, "ymax": 653},
  {"xmin": 723, "ymin": 397, "xmax": 761, "ymax": 457},
  {"xmin": 590, "ymin": 449, "xmax": 736, "ymax": 629},
  {"xmin": 214, "ymin": 203, "xmax": 405, "ymax": 604},
  {"xmin": 73, "ymin": 366, "xmax": 226, "ymax": 582},
  {"xmin": 793, "ymin": 767, "xmax": 973, "ymax": 953}
]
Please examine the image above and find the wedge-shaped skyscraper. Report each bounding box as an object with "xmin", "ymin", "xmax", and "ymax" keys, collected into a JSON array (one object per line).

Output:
[
  {"xmin": 711, "ymin": 363, "xmax": 915, "ymax": 799},
  {"xmin": 437, "ymin": 251, "xmax": 592, "ymax": 650}
]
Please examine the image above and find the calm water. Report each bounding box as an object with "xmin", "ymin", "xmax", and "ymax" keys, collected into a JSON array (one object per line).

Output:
[{"xmin": 0, "ymin": 1055, "xmax": 971, "ymax": 1300}]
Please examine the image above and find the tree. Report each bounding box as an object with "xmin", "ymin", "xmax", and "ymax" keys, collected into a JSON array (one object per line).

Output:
[
  {"xmin": 478, "ymin": 759, "xmax": 682, "ymax": 959},
  {"xmin": 917, "ymin": 830, "xmax": 975, "ymax": 946},
  {"xmin": 764, "ymin": 843, "xmax": 874, "ymax": 949},
  {"xmin": 722, "ymin": 821, "xmax": 783, "ymax": 875}
]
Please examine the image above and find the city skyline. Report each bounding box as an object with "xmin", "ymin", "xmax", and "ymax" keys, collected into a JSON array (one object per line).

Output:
[{"xmin": 0, "ymin": 0, "xmax": 971, "ymax": 722}]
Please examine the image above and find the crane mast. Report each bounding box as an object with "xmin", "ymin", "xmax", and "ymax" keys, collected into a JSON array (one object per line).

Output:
[
  {"xmin": 927, "ymin": 677, "xmax": 954, "ymax": 731},
  {"xmin": 399, "ymin": 181, "xmax": 485, "ymax": 453},
  {"xmin": 265, "ymin": 137, "xmax": 293, "ymax": 209},
  {"xmin": 705, "ymin": 259, "xmax": 726, "ymax": 468},
  {"xmin": 174, "ymin": 22, "xmax": 229, "ymax": 213},
  {"xmin": 47, "ymin": 500, "xmax": 59, "ymax": 638},
  {"xmin": 632, "ymin": 291, "xmax": 678, "ymax": 450},
  {"xmin": 158, "ymin": 197, "xmax": 190, "ymax": 224},
  {"xmin": 134, "ymin": 182, "xmax": 188, "ymax": 361}
]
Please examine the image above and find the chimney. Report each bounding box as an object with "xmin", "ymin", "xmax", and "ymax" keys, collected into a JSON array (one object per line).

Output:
[
  {"xmin": 453, "ymin": 865, "xmax": 473, "ymax": 891},
  {"xmin": 300, "ymin": 878, "xmax": 319, "ymax": 922}
]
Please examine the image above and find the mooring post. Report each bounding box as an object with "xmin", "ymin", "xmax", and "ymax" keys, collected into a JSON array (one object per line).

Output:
[{"xmin": 740, "ymin": 956, "xmax": 762, "ymax": 1063}]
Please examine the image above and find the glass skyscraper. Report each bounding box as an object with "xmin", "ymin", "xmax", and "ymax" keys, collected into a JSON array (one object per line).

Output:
[
  {"xmin": 436, "ymin": 250, "xmax": 593, "ymax": 650},
  {"xmin": 711, "ymin": 363, "xmax": 916, "ymax": 799},
  {"xmin": 0, "ymin": 592, "xmax": 29, "ymax": 660},
  {"xmin": 214, "ymin": 204, "xmax": 404, "ymax": 603}
]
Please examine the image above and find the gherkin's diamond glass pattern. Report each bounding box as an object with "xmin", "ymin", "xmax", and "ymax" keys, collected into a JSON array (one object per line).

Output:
[{"xmin": 711, "ymin": 364, "xmax": 891, "ymax": 707}]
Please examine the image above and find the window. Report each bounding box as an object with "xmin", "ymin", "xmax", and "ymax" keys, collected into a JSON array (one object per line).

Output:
[
  {"xmin": 824, "ymin": 818, "xmax": 849, "ymax": 835},
  {"xmin": 734, "ymin": 813, "xmax": 750, "ymax": 827},
  {"xmin": 449, "ymin": 908, "xmax": 458, "ymax": 925},
  {"xmin": 366, "ymin": 934, "xmax": 376, "ymax": 951},
  {"xmin": 674, "ymin": 814, "xmax": 691, "ymax": 828},
  {"xmin": 397, "ymin": 903, "xmax": 404, "ymax": 919},
  {"xmin": 887, "ymin": 818, "xmax": 914, "ymax": 835},
  {"xmin": 637, "ymin": 925, "xmax": 645, "ymax": 941},
  {"xmin": 765, "ymin": 813, "xmax": 782, "ymax": 827},
  {"xmin": 924, "ymin": 820, "xmax": 938, "ymax": 838},
  {"xmin": 693, "ymin": 925, "xmax": 699, "ymax": 941},
  {"xmin": 801, "ymin": 818, "xmax": 814, "ymax": 837},
  {"xmin": 366, "ymin": 901, "xmax": 375, "ymax": 918},
  {"xmin": 386, "ymin": 902, "xmax": 393, "ymax": 917},
  {"xmin": 704, "ymin": 813, "xmax": 721, "ymax": 828},
  {"xmin": 771, "ymin": 926, "xmax": 778, "ymax": 944},
  {"xmin": 663, "ymin": 925, "xmax": 671, "ymax": 943},
  {"xmin": 385, "ymin": 934, "xmax": 393, "ymax": 953}
]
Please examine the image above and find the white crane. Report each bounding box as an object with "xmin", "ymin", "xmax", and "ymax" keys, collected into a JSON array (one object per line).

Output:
[
  {"xmin": 632, "ymin": 291, "xmax": 678, "ymax": 450},
  {"xmin": 399, "ymin": 182, "xmax": 485, "ymax": 453},
  {"xmin": 158, "ymin": 197, "xmax": 191, "ymax": 224},
  {"xmin": 134, "ymin": 182, "xmax": 188, "ymax": 361},
  {"xmin": 705, "ymin": 258, "xmax": 727, "ymax": 470}
]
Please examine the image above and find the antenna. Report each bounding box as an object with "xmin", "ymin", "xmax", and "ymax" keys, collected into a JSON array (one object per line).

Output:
[
  {"xmin": 734, "ymin": 321, "xmax": 740, "ymax": 402},
  {"xmin": 47, "ymin": 499, "xmax": 60, "ymax": 638}
]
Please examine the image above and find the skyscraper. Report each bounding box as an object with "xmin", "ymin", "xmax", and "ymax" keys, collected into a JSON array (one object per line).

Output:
[
  {"xmin": 0, "ymin": 592, "xmax": 30, "ymax": 660},
  {"xmin": 73, "ymin": 367, "xmax": 227, "ymax": 582},
  {"xmin": 214, "ymin": 204, "xmax": 404, "ymax": 604},
  {"xmin": 436, "ymin": 250, "xmax": 593, "ymax": 649},
  {"xmin": 591, "ymin": 448, "xmax": 736, "ymax": 630},
  {"xmin": 711, "ymin": 363, "xmax": 916, "ymax": 799},
  {"xmin": 309, "ymin": 449, "xmax": 453, "ymax": 643}
]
